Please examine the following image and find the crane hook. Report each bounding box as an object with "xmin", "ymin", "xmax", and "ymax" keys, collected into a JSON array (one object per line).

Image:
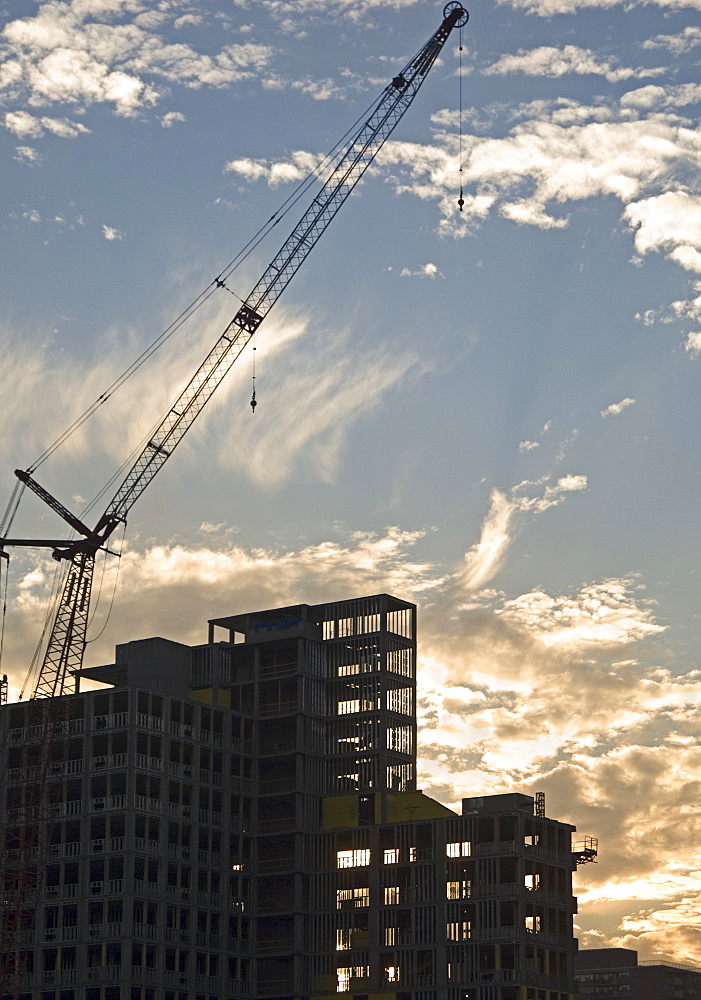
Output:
[{"xmin": 250, "ymin": 382, "xmax": 257, "ymax": 413}]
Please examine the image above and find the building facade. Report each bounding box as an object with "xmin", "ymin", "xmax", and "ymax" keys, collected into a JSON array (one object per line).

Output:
[
  {"xmin": 575, "ymin": 948, "xmax": 701, "ymax": 1000},
  {"xmin": 1, "ymin": 594, "xmax": 581, "ymax": 1000}
]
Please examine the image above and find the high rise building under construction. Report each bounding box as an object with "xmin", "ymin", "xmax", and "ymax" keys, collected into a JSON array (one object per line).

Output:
[{"xmin": 0, "ymin": 593, "xmax": 587, "ymax": 1000}]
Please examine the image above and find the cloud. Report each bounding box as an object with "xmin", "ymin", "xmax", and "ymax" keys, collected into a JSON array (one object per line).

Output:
[
  {"xmin": 642, "ymin": 26, "xmax": 701, "ymax": 54},
  {"xmin": 514, "ymin": 473, "xmax": 588, "ymax": 512},
  {"xmin": 3, "ymin": 524, "xmax": 441, "ymax": 686},
  {"xmin": 101, "ymin": 224, "xmax": 123, "ymax": 240},
  {"xmin": 4, "ymin": 110, "xmax": 90, "ymax": 138},
  {"xmin": 499, "ymin": 577, "xmax": 664, "ymax": 647},
  {"xmin": 685, "ymin": 332, "xmax": 701, "ymax": 356},
  {"xmin": 503, "ymin": 0, "xmax": 701, "ymax": 16},
  {"xmin": 454, "ymin": 475, "xmax": 588, "ymax": 593},
  {"xmin": 261, "ymin": 74, "xmax": 344, "ymax": 100},
  {"xmin": 224, "ymin": 150, "xmax": 322, "ymax": 186},
  {"xmin": 0, "ymin": 0, "xmax": 273, "ymax": 117},
  {"xmin": 210, "ymin": 322, "xmax": 425, "ymax": 487},
  {"xmin": 620, "ymin": 83, "xmax": 701, "ymax": 110},
  {"xmin": 519, "ymin": 440, "xmax": 539, "ymax": 451},
  {"xmin": 13, "ymin": 145, "xmax": 41, "ymax": 164},
  {"xmin": 457, "ymin": 489, "xmax": 516, "ymax": 592},
  {"xmin": 484, "ymin": 45, "xmax": 664, "ymax": 84},
  {"xmin": 160, "ymin": 110, "xmax": 185, "ymax": 127},
  {"xmin": 399, "ymin": 262, "xmax": 443, "ymax": 279},
  {"xmin": 602, "ymin": 397, "xmax": 636, "ymax": 417},
  {"xmin": 624, "ymin": 193, "xmax": 701, "ymax": 267}
]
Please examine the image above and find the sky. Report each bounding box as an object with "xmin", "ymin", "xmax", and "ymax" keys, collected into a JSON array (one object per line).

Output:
[{"xmin": 2, "ymin": 0, "xmax": 701, "ymax": 969}]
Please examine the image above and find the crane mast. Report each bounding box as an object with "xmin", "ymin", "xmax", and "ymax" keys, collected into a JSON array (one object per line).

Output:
[{"xmin": 0, "ymin": 4, "xmax": 468, "ymax": 993}]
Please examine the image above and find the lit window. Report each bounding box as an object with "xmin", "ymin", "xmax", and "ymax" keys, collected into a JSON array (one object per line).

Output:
[
  {"xmin": 525, "ymin": 873, "xmax": 540, "ymax": 890},
  {"xmin": 336, "ymin": 849, "xmax": 371, "ymax": 869},
  {"xmin": 336, "ymin": 928, "xmax": 352, "ymax": 951},
  {"xmin": 384, "ymin": 886, "xmax": 400, "ymax": 905},
  {"xmin": 525, "ymin": 915, "xmax": 541, "ymax": 933},
  {"xmin": 446, "ymin": 920, "xmax": 471, "ymax": 940},
  {"xmin": 446, "ymin": 880, "xmax": 471, "ymax": 900},
  {"xmin": 385, "ymin": 927, "xmax": 396, "ymax": 946},
  {"xmin": 446, "ymin": 841, "xmax": 471, "ymax": 857},
  {"xmin": 383, "ymin": 849, "xmax": 399, "ymax": 865},
  {"xmin": 385, "ymin": 965, "xmax": 400, "ymax": 983},
  {"xmin": 336, "ymin": 887, "xmax": 369, "ymax": 909},
  {"xmin": 336, "ymin": 966, "xmax": 369, "ymax": 992}
]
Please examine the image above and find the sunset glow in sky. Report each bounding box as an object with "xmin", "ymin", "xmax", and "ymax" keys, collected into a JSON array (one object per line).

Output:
[{"xmin": 2, "ymin": 0, "xmax": 701, "ymax": 968}]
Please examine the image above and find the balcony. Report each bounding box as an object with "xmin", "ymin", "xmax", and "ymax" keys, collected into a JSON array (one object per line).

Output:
[
  {"xmin": 136, "ymin": 754, "xmax": 163, "ymax": 772},
  {"xmin": 136, "ymin": 713, "xmax": 164, "ymax": 732}
]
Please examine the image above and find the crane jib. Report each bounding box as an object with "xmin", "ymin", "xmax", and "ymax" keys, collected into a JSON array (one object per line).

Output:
[{"xmin": 0, "ymin": 7, "xmax": 469, "ymax": 986}]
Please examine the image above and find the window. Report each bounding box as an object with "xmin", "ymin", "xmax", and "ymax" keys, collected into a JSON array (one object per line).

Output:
[
  {"xmin": 384, "ymin": 965, "xmax": 400, "ymax": 983},
  {"xmin": 336, "ymin": 888, "xmax": 369, "ymax": 909},
  {"xmin": 383, "ymin": 849, "xmax": 399, "ymax": 865},
  {"xmin": 336, "ymin": 929, "xmax": 352, "ymax": 951},
  {"xmin": 525, "ymin": 915, "xmax": 541, "ymax": 933},
  {"xmin": 447, "ymin": 920, "xmax": 471, "ymax": 940},
  {"xmin": 446, "ymin": 841, "xmax": 471, "ymax": 857},
  {"xmin": 336, "ymin": 849, "xmax": 371, "ymax": 869},
  {"xmin": 447, "ymin": 880, "xmax": 471, "ymax": 899},
  {"xmin": 386, "ymin": 726, "xmax": 412, "ymax": 754},
  {"xmin": 336, "ymin": 966, "xmax": 369, "ymax": 992},
  {"xmin": 384, "ymin": 886, "xmax": 400, "ymax": 905}
]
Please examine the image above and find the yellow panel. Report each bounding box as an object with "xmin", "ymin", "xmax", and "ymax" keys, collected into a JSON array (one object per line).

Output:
[
  {"xmin": 386, "ymin": 790, "xmax": 456, "ymax": 822},
  {"xmin": 189, "ymin": 688, "xmax": 213, "ymax": 704},
  {"xmin": 313, "ymin": 977, "xmax": 338, "ymax": 992},
  {"xmin": 188, "ymin": 688, "xmax": 231, "ymax": 708},
  {"xmin": 323, "ymin": 795, "xmax": 358, "ymax": 829}
]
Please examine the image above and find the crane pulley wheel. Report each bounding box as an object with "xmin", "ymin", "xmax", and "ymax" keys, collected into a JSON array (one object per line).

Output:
[{"xmin": 443, "ymin": 2, "xmax": 469, "ymax": 26}]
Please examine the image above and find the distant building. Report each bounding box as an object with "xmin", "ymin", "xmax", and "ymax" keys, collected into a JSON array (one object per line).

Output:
[
  {"xmin": 575, "ymin": 948, "xmax": 701, "ymax": 1000},
  {"xmin": 2, "ymin": 593, "xmax": 584, "ymax": 1000}
]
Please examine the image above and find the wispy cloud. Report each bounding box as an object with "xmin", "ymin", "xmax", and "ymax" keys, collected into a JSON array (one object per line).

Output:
[
  {"xmin": 457, "ymin": 489, "xmax": 517, "ymax": 592},
  {"xmin": 212, "ymin": 322, "xmax": 424, "ymax": 487},
  {"xmin": 519, "ymin": 439, "xmax": 539, "ymax": 451}
]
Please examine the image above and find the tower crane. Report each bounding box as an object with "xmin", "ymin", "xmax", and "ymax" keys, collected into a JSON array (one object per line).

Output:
[{"xmin": 0, "ymin": 4, "xmax": 468, "ymax": 992}]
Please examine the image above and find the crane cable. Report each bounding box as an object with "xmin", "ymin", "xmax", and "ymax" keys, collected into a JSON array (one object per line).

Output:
[
  {"xmin": 458, "ymin": 24, "xmax": 465, "ymax": 212},
  {"xmin": 0, "ymin": 551, "xmax": 9, "ymax": 678},
  {"xmin": 86, "ymin": 521, "xmax": 127, "ymax": 645},
  {"xmin": 20, "ymin": 557, "xmax": 67, "ymax": 700}
]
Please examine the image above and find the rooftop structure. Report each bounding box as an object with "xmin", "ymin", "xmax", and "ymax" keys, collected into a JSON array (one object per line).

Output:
[{"xmin": 575, "ymin": 948, "xmax": 701, "ymax": 1000}]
